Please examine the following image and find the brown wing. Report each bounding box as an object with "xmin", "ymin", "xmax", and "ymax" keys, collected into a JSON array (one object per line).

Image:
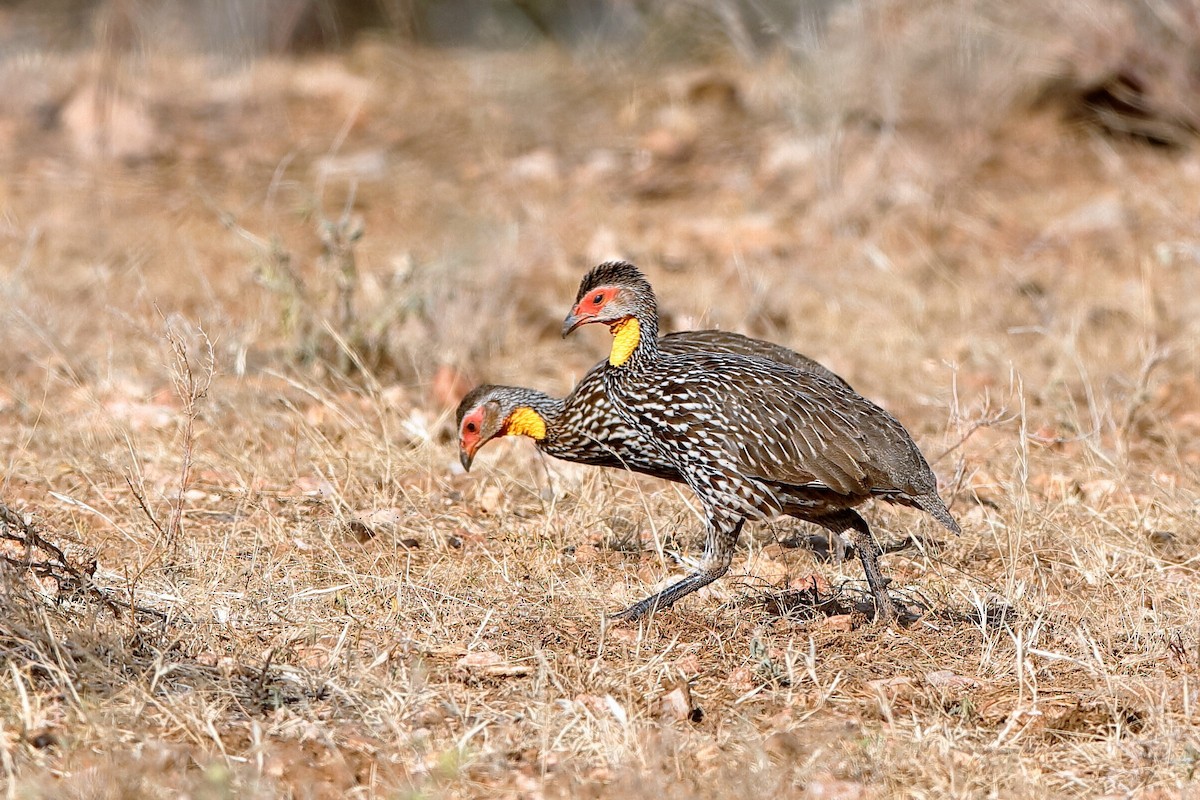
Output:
[
  {"xmin": 661, "ymin": 351, "xmax": 931, "ymax": 499},
  {"xmin": 659, "ymin": 329, "xmax": 851, "ymax": 390}
]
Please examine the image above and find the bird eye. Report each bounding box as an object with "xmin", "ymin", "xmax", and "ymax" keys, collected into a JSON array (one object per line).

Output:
[
  {"xmin": 592, "ymin": 292, "xmax": 604, "ymax": 304},
  {"xmin": 465, "ymin": 422, "xmax": 477, "ymax": 433}
]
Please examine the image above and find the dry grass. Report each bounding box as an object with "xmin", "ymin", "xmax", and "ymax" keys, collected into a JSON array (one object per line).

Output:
[{"xmin": 1, "ymin": 7, "xmax": 1200, "ymax": 798}]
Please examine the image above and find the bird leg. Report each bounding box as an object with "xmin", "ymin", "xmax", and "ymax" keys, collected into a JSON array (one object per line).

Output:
[
  {"xmin": 820, "ymin": 511, "xmax": 897, "ymax": 624},
  {"xmin": 610, "ymin": 518, "xmax": 744, "ymax": 622}
]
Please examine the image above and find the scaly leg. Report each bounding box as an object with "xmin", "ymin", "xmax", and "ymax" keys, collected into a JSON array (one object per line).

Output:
[
  {"xmin": 817, "ymin": 510, "xmax": 897, "ymax": 624},
  {"xmin": 611, "ymin": 517, "xmax": 745, "ymax": 622}
]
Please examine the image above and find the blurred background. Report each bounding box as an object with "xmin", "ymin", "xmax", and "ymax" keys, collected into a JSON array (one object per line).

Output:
[{"xmin": 2, "ymin": 0, "xmax": 1198, "ymax": 450}]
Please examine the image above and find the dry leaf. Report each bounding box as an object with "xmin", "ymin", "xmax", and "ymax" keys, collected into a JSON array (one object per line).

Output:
[
  {"xmin": 572, "ymin": 544, "xmax": 601, "ymax": 564},
  {"xmin": 790, "ymin": 573, "xmax": 833, "ymax": 594}
]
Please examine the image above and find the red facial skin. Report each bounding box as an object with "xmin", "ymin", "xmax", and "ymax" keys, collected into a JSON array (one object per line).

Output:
[
  {"xmin": 562, "ymin": 287, "xmax": 620, "ymax": 336},
  {"xmin": 573, "ymin": 288, "xmax": 611, "ymax": 318},
  {"xmin": 459, "ymin": 405, "xmax": 487, "ymax": 466}
]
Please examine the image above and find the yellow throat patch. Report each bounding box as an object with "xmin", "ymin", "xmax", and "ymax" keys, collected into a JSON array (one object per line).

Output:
[
  {"xmin": 608, "ymin": 317, "xmax": 641, "ymax": 367},
  {"xmin": 505, "ymin": 407, "xmax": 547, "ymax": 440}
]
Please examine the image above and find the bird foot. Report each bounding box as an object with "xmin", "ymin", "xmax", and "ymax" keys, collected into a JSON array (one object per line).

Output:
[{"xmin": 609, "ymin": 595, "xmax": 671, "ymax": 623}]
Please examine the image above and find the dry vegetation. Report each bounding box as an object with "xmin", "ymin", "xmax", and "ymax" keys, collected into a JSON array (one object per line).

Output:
[{"xmin": 1, "ymin": 2, "xmax": 1200, "ymax": 797}]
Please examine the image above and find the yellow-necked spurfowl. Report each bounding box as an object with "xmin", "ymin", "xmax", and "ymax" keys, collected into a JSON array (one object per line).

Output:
[
  {"xmin": 457, "ymin": 329, "xmax": 848, "ymax": 480},
  {"xmin": 561, "ymin": 260, "xmax": 959, "ymax": 623}
]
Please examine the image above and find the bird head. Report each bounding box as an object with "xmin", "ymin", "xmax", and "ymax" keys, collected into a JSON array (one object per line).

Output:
[
  {"xmin": 455, "ymin": 385, "xmax": 548, "ymax": 471},
  {"xmin": 561, "ymin": 261, "xmax": 656, "ymax": 366}
]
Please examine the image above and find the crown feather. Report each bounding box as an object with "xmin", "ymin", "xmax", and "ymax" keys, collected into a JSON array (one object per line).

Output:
[{"xmin": 574, "ymin": 260, "xmax": 651, "ymax": 302}]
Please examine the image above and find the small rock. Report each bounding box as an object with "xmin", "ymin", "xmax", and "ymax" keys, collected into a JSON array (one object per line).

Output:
[
  {"xmin": 455, "ymin": 650, "xmax": 531, "ymax": 677},
  {"xmin": 572, "ymin": 544, "xmax": 601, "ymax": 564},
  {"xmin": 640, "ymin": 127, "xmax": 693, "ymax": 162},
  {"xmin": 805, "ymin": 774, "xmax": 865, "ymax": 800},
  {"xmin": 925, "ymin": 670, "xmax": 980, "ymax": 691},
  {"xmin": 509, "ymin": 149, "xmax": 560, "ymax": 184},
  {"xmin": 790, "ymin": 573, "xmax": 832, "ymax": 594},
  {"xmin": 61, "ymin": 82, "xmax": 160, "ymax": 162},
  {"xmin": 820, "ymin": 614, "xmax": 854, "ymax": 633},
  {"xmin": 761, "ymin": 136, "xmax": 815, "ymax": 178},
  {"xmin": 658, "ymin": 682, "xmax": 703, "ymax": 723},
  {"xmin": 348, "ymin": 508, "xmax": 405, "ymax": 542},
  {"xmin": 727, "ymin": 666, "xmax": 756, "ymax": 694},
  {"xmin": 1040, "ymin": 194, "xmax": 1128, "ymax": 241},
  {"xmin": 479, "ymin": 485, "xmax": 504, "ymax": 515},
  {"xmin": 312, "ymin": 150, "xmax": 387, "ymax": 182},
  {"xmin": 431, "ymin": 364, "xmax": 473, "ymax": 410}
]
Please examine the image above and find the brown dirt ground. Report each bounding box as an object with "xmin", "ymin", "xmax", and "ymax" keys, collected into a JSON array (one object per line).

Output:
[{"xmin": 1, "ymin": 27, "xmax": 1199, "ymax": 800}]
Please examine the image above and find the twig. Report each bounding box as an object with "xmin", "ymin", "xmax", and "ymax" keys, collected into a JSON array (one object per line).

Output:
[
  {"xmin": 124, "ymin": 473, "xmax": 166, "ymax": 540},
  {"xmin": 0, "ymin": 502, "xmax": 122, "ymax": 616}
]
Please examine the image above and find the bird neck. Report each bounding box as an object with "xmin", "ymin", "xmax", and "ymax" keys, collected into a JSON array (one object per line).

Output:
[
  {"xmin": 504, "ymin": 406, "xmax": 548, "ymax": 440},
  {"xmin": 501, "ymin": 391, "xmax": 563, "ymax": 440},
  {"xmin": 608, "ymin": 310, "xmax": 659, "ymax": 372}
]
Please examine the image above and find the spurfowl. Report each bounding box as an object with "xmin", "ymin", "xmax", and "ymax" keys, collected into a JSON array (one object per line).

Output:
[
  {"xmin": 561, "ymin": 261, "xmax": 959, "ymax": 623},
  {"xmin": 456, "ymin": 329, "xmax": 848, "ymax": 480}
]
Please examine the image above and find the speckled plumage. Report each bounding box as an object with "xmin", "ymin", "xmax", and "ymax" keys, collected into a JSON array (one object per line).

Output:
[
  {"xmin": 564, "ymin": 260, "xmax": 960, "ymax": 623},
  {"xmin": 456, "ymin": 329, "xmax": 848, "ymax": 482}
]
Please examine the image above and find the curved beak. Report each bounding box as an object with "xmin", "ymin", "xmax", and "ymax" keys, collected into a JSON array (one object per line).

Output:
[
  {"xmin": 459, "ymin": 445, "xmax": 475, "ymax": 472},
  {"xmin": 561, "ymin": 306, "xmax": 592, "ymax": 338}
]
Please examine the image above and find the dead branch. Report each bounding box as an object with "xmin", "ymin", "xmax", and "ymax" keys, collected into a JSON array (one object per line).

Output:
[{"xmin": 0, "ymin": 502, "xmax": 122, "ymax": 616}]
